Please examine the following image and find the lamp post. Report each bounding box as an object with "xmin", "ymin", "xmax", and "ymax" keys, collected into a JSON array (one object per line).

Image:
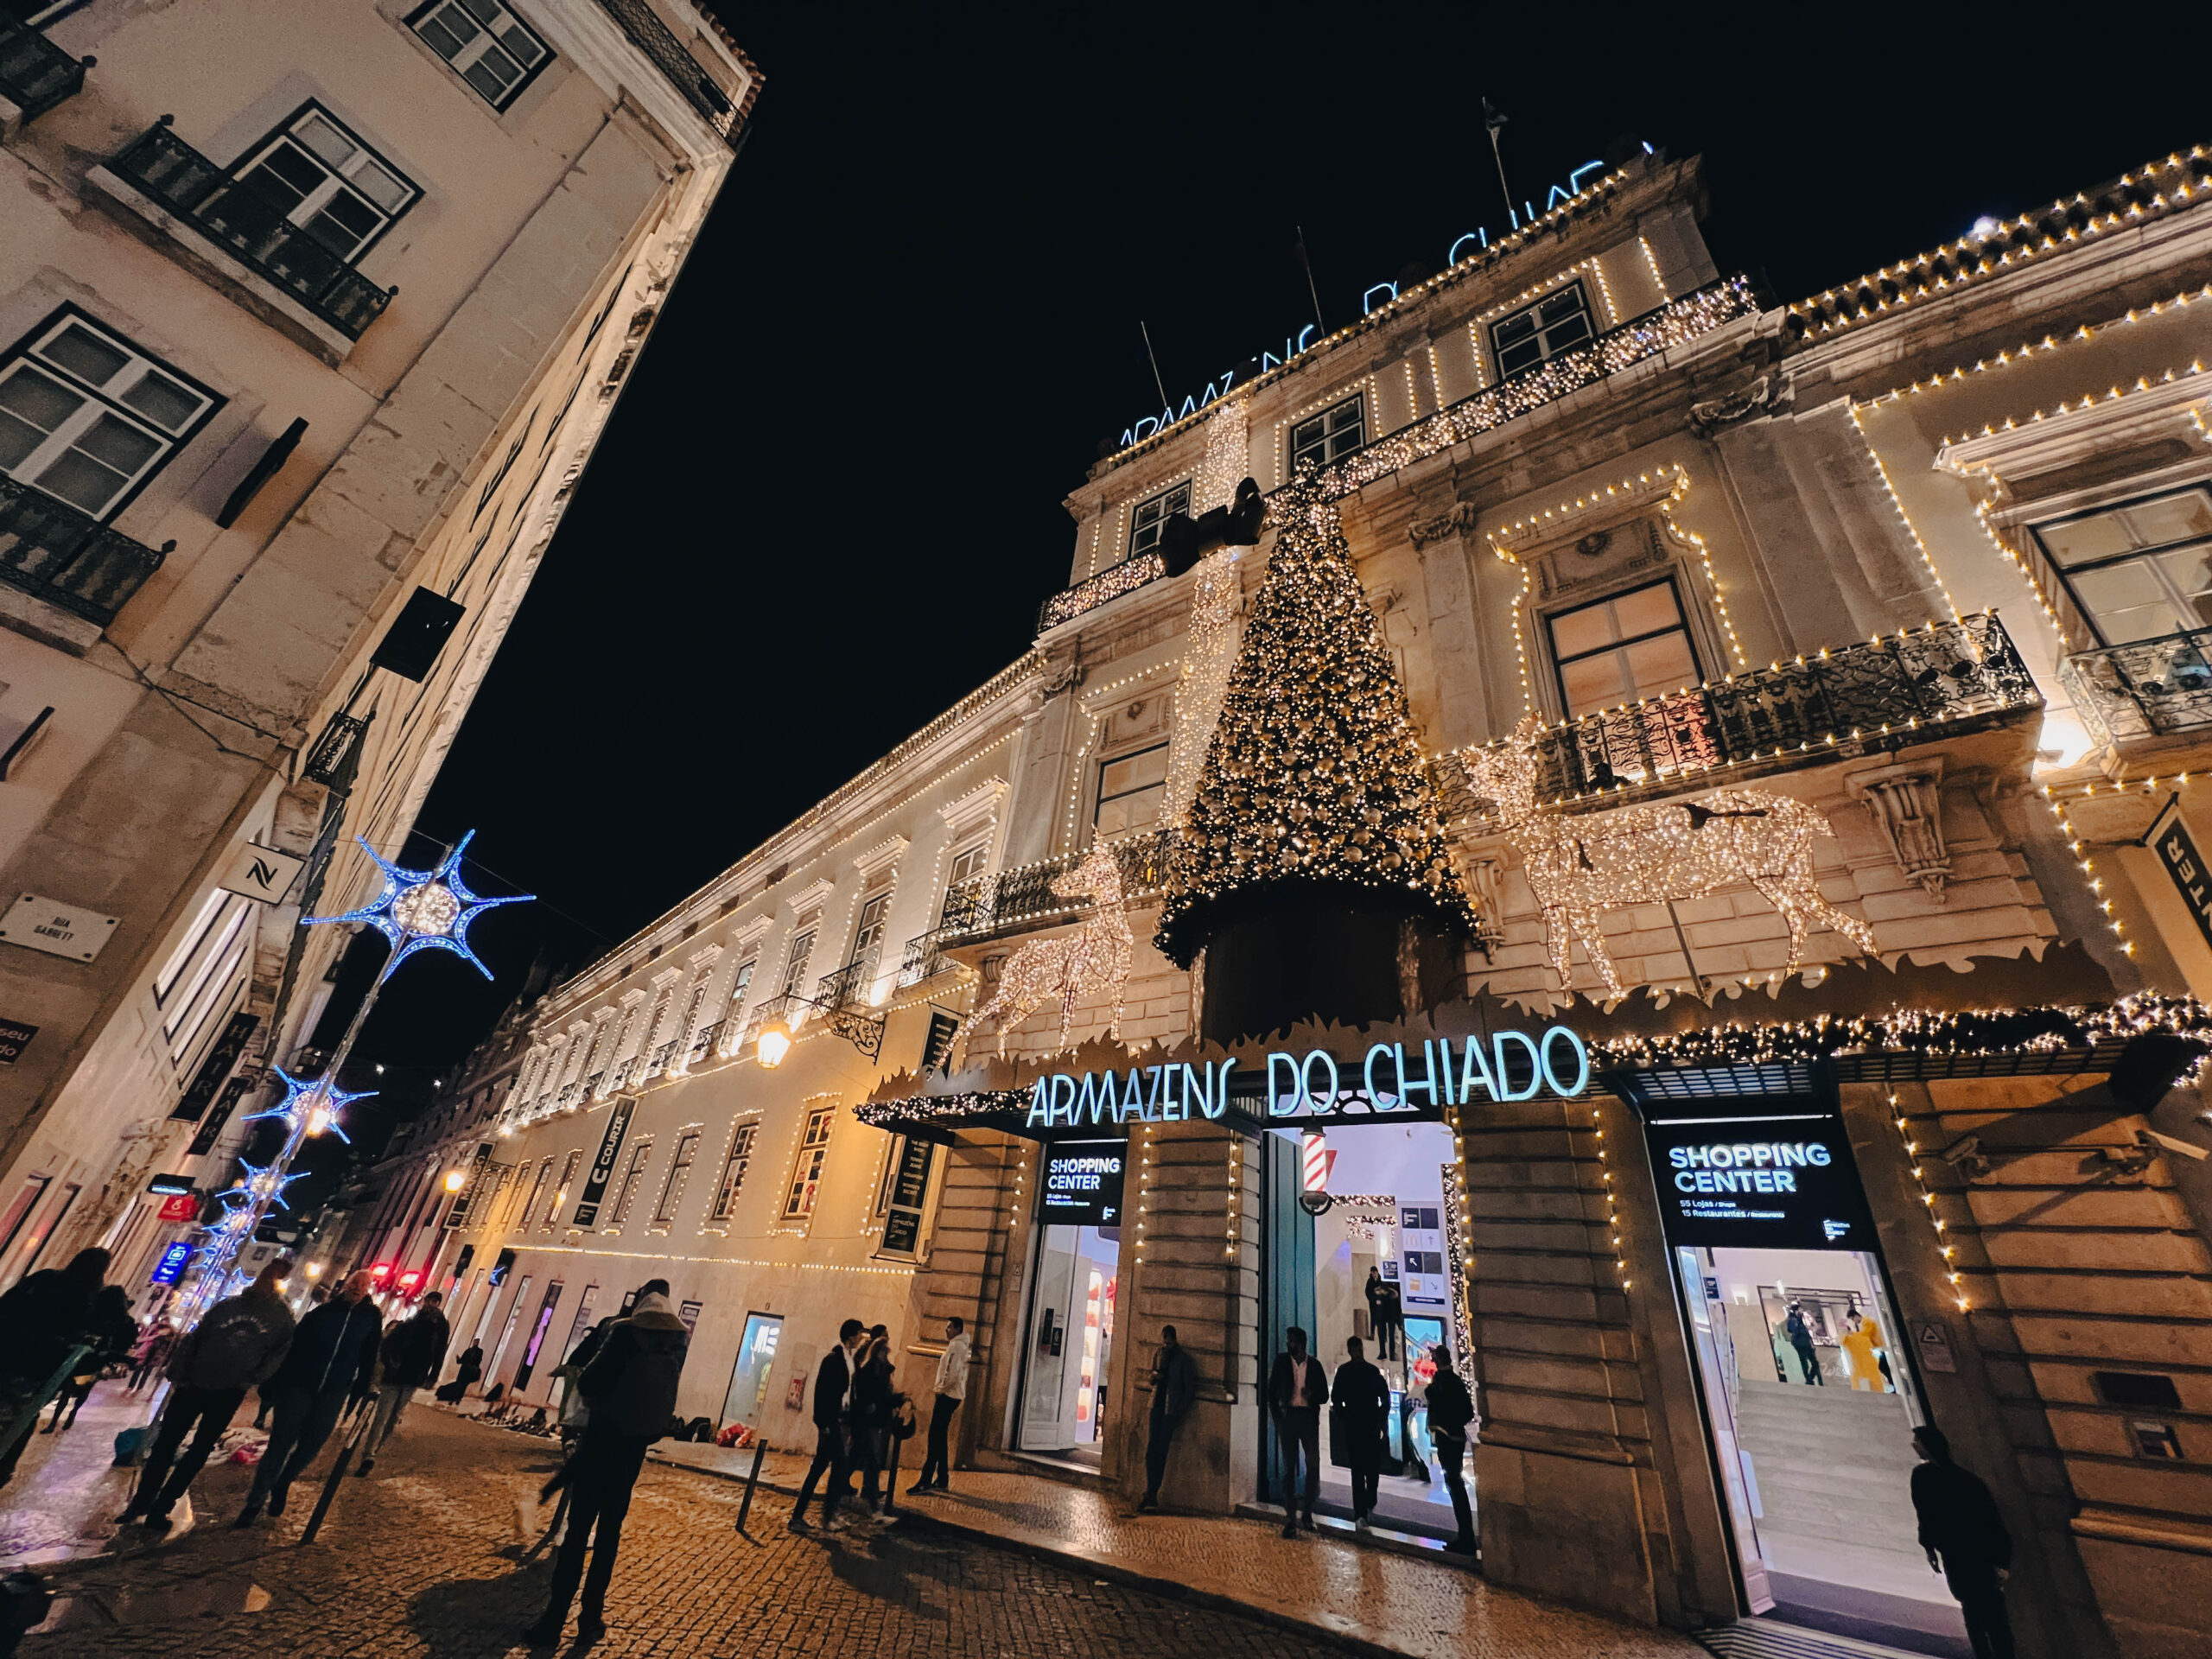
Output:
[
  {"xmin": 747, "ymin": 991, "xmax": 885, "ymax": 1068},
  {"xmin": 176, "ymin": 831, "xmax": 529, "ymax": 1319}
]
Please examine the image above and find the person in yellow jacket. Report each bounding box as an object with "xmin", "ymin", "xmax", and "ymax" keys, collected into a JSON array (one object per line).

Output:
[{"xmin": 1840, "ymin": 1309, "xmax": 1886, "ymax": 1392}]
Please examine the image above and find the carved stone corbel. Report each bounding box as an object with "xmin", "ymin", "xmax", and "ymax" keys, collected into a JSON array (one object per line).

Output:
[
  {"xmin": 1465, "ymin": 855, "xmax": 1507, "ymax": 950},
  {"xmin": 1688, "ymin": 372, "xmax": 1794, "ymax": 438},
  {"xmin": 1847, "ymin": 760, "xmax": 1951, "ymax": 902},
  {"xmin": 1408, "ymin": 501, "xmax": 1481, "ymax": 549}
]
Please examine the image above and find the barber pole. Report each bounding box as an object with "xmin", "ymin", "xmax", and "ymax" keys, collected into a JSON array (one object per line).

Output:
[{"xmin": 1301, "ymin": 1129, "xmax": 1334, "ymax": 1193}]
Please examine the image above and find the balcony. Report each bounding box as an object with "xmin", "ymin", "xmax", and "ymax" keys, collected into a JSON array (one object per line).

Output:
[
  {"xmin": 302, "ymin": 710, "xmax": 372, "ymax": 792},
  {"xmin": 101, "ymin": 121, "xmax": 395, "ymax": 346},
  {"xmin": 897, "ymin": 935, "xmax": 958, "ymax": 988},
  {"xmin": 2060, "ymin": 627, "xmax": 2212, "ymax": 753},
  {"xmin": 1038, "ymin": 278, "xmax": 1760, "ymax": 634},
  {"xmin": 1440, "ymin": 613, "xmax": 2042, "ymax": 823},
  {"xmin": 593, "ymin": 0, "xmax": 745, "ymax": 149},
  {"xmin": 0, "ymin": 472, "xmax": 171, "ymax": 639},
  {"xmin": 687, "ymin": 1020, "xmax": 723, "ymax": 1064},
  {"xmin": 816, "ymin": 956, "xmax": 878, "ymax": 1012},
  {"xmin": 0, "ymin": 19, "xmax": 90, "ymax": 124},
  {"xmin": 919, "ymin": 830, "xmax": 1172, "ymax": 957}
]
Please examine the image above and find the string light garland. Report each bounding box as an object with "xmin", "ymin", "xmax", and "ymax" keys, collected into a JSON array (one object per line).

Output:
[
  {"xmin": 965, "ymin": 843, "xmax": 1134, "ymax": 1058},
  {"xmin": 1224, "ymin": 1132, "xmax": 1243, "ymax": 1259},
  {"xmin": 2037, "ymin": 785, "xmax": 2135, "ymax": 958},
  {"xmin": 1845, "ymin": 403, "xmax": 1963, "ymax": 624},
  {"xmin": 1155, "ymin": 470, "xmax": 1479, "ymax": 965},
  {"xmin": 1592, "ymin": 1100, "xmax": 1630, "ymax": 1292},
  {"xmin": 1163, "ymin": 401, "xmax": 1251, "ymax": 830},
  {"xmin": 1889, "ymin": 1090, "xmax": 1969, "ymax": 1313}
]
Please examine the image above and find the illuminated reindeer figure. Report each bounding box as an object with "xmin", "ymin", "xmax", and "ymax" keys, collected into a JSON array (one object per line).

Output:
[
  {"xmin": 1455, "ymin": 720, "xmax": 1878, "ymax": 1001},
  {"xmin": 968, "ymin": 843, "xmax": 1134, "ymax": 1057}
]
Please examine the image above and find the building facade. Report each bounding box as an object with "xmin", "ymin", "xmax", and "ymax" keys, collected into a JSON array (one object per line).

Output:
[
  {"xmin": 0, "ymin": 0, "xmax": 756, "ymax": 1291},
  {"xmin": 382, "ymin": 146, "xmax": 2210, "ymax": 1658}
]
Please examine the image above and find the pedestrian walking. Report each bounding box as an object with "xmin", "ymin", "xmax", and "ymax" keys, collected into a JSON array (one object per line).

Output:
[
  {"xmin": 0, "ymin": 1248, "xmax": 109, "ymax": 1487},
  {"xmin": 790, "ymin": 1319, "xmax": 864, "ymax": 1531},
  {"xmin": 1267, "ymin": 1325, "xmax": 1327, "ymax": 1535},
  {"xmin": 1363, "ymin": 1268, "xmax": 1403, "ymax": 1363},
  {"xmin": 236, "ymin": 1268, "xmax": 380, "ymax": 1526},
  {"xmin": 359, "ymin": 1291, "xmax": 449, "ymax": 1472},
  {"xmin": 1136, "ymin": 1324, "xmax": 1197, "ymax": 1513},
  {"xmin": 1332, "ymin": 1335, "xmax": 1389, "ymax": 1530},
  {"xmin": 849, "ymin": 1336, "xmax": 897, "ymax": 1510},
  {"xmin": 539, "ymin": 1281, "xmax": 664, "ymax": 1505},
  {"xmin": 1911, "ymin": 1425, "xmax": 2016, "ymax": 1659},
  {"xmin": 120, "ymin": 1261, "xmax": 296, "ymax": 1532},
  {"xmin": 910, "ymin": 1315, "xmax": 969, "ymax": 1493},
  {"xmin": 1784, "ymin": 1303, "xmax": 1824, "ymax": 1385},
  {"xmin": 437, "ymin": 1340, "xmax": 484, "ymax": 1405},
  {"xmin": 522, "ymin": 1289, "xmax": 689, "ymax": 1645},
  {"xmin": 126, "ymin": 1323, "xmax": 175, "ymax": 1392},
  {"xmin": 44, "ymin": 1287, "xmax": 136, "ymax": 1433},
  {"xmin": 1425, "ymin": 1344, "xmax": 1477, "ymax": 1555}
]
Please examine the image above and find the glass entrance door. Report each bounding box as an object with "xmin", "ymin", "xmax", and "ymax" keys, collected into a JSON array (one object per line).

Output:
[{"xmin": 1018, "ymin": 1224, "xmax": 1118, "ymax": 1460}]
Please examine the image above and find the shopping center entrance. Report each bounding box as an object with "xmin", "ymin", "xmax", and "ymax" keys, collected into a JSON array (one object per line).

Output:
[{"xmin": 1016, "ymin": 1140, "xmax": 1124, "ymax": 1466}]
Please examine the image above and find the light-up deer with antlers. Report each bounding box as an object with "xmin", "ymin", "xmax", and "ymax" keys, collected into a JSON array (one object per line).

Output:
[
  {"xmin": 967, "ymin": 843, "xmax": 1134, "ymax": 1057},
  {"xmin": 1453, "ymin": 720, "xmax": 1878, "ymax": 1001}
]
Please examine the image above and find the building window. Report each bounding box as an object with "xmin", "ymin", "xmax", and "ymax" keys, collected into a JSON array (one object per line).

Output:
[
  {"xmin": 2034, "ymin": 487, "xmax": 2212, "ymax": 645},
  {"xmin": 543, "ymin": 1148, "xmax": 582, "ymax": 1230},
  {"xmin": 850, "ymin": 890, "xmax": 892, "ymax": 964},
  {"xmin": 607, "ymin": 1141, "xmax": 652, "ymax": 1227},
  {"xmin": 519, "ymin": 1158, "xmax": 552, "ymax": 1232},
  {"xmin": 712, "ymin": 1122, "xmax": 758, "ymax": 1220},
  {"xmin": 1096, "ymin": 741, "xmax": 1169, "ymax": 836},
  {"xmin": 209, "ymin": 104, "xmax": 419, "ymax": 268},
  {"xmin": 783, "ymin": 1108, "xmax": 834, "ymax": 1220},
  {"xmin": 0, "ymin": 308, "xmax": 219, "ymax": 519},
  {"xmin": 408, "ymin": 0, "xmax": 551, "ymax": 110},
  {"xmin": 1491, "ymin": 281, "xmax": 1594, "ymax": 377},
  {"xmin": 653, "ymin": 1131, "xmax": 699, "ymax": 1226},
  {"xmin": 1289, "ymin": 396, "xmax": 1364, "ymax": 472},
  {"xmin": 1547, "ymin": 578, "xmax": 1700, "ymax": 718},
  {"xmin": 1128, "ymin": 481, "xmax": 1192, "ymax": 560},
  {"xmin": 780, "ymin": 918, "xmax": 819, "ymax": 1000}
]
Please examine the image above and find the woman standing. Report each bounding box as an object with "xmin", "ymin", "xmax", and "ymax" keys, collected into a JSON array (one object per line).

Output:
[{"xmin": 849, "ymin": 1338, "xmax": 899, "ymax": 1512}]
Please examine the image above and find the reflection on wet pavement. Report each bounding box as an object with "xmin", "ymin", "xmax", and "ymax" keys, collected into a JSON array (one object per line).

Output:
[{"xmin": 0, "ymin": 1382, "xmax": 160, "ymax": 1567}]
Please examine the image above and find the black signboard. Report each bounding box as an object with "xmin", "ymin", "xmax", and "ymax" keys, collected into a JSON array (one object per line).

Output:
[
  {"xmin": 571, "ymin": 1096, "xmax": 636, "ymax": 1228},
  {"xmin": 1641, "ymin": 1103, "xmax": 1880, "ymax": 1252},
  {"xmin": 169, "ymin": 1011, "xmax": 259, "ymax": 1122},
  {"xmin": 880, "ymin": 1137, "xmax": 936, "ymax": 1259},
  {"xmin": 1039, "ymin": 1139, "xmax": 1126, "ymax": 1228},
  {"xmin": 445, "ymin": 1141, "xmax": 494, "ymax": 1229},
  {"xmin": 2150, "ymin": 802, "xmax": 2212, "ymax": 954},
  {"xmin": 146, "ymin": 1173, "xmax": 194, "ymax": 1196},
  {"xmin": 0, "ymin": 1018, "xmax": 35, "ymax": 1065},
  {"xmin": 187, "ymin": 1074, "xmax": 255, "ymax": 1157}
]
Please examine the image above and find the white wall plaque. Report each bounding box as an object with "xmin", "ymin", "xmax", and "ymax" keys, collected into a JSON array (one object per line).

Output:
[{"xmin": 0, "ymin": 893, "xmax": 119, "ymax": 962}]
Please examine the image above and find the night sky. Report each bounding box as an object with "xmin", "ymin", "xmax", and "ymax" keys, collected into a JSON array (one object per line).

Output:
[{"xmin": 340, "ymin": 11, "xmax": 2208, "ymax": 1096}]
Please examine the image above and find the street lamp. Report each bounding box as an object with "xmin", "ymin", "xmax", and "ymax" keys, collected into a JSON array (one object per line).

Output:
[
  {"xmin": 747, "ymin": 991, "xmax": 884, "ymax": 1067},
  {"xmin": 754, "ymin": 1017, "xmax": 792, "ymax": 1068},
  {"xmin": 443, "ymin": 1167, "xmax": 467, "ymax": 1193}
]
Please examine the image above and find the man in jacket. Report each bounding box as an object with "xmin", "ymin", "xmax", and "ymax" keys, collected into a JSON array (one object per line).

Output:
[
  {"xmin": 238, "ymin": 1268, "xmax": 381, "ymax": 1525},
  {"xmin": 0, "ymin": 1247, "xmax": 109, "ymax": 1487},
  {"xmin": 1910, "ymin": 1425, "xmax": 2015, "ymax": 1659},
  {"xmin": 911, "ymin": 1315, "xmax": 969, "ymax": 1494},
  {"xmin": 1332, "ymin": 1335, "xmax": 1390, "ymax": 1530},
  {"xmin": 1266, "ymin": 1325, "xmax": 1329, "ymax": 1535},
  {"xmin": 359, "ymin": 1291, "xmax": 448, "ymax": 1473},
  {"xmin": 1424, "ymin": 1344, "xmax": 1477, "ymax": 1555},
  {"xmin": 1137, "ymin": 1325, "xmax": 1197, "ymax": 1514},
  {"xmin": 523, "ymin": 1289, "xmax": 688, "ymax": 1645},
  {"xmin": 121, "ymin": 1260, "xmax": 295, "ymax": 1530},
  {"xmin": 791, "ymin": 1318, "xmax": 865, "ymax": 1532}
]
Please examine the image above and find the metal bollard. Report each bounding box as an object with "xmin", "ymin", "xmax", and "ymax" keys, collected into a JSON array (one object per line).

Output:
[
  {"xmin": 298, "ymin": 1403, "xmax": 372, "ymax": 1545},
  {"xmin": 882, "ymin": 1429, "xmax": 902, "ymax": 1516},
  {"xmin": 733, "ymin": 1433, "xmax": 767, "ymax": 1540}
]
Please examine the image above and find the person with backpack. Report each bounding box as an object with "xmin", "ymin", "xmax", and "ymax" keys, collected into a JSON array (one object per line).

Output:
[
  {"xmin": 0, "ymin": 1248, "xmax": 109, "ymax": 1487},
  {"xmin": 359, "ymin": 1291, "xmax": 449, "ymax": 1473},
  {"xmin": 236, "ymin": 1268, "xmax": 380, "ymax": 1526},
  {"xmin": 522, "ymin": 1288, "xmax": 688, "ymax": 1645},
  {"xmin": 120, "ymin": 1261, "xmax": 296, "ymax": 1531}
]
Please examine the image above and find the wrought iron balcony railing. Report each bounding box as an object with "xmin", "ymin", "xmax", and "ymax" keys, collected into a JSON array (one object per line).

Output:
[
  {"xmin": 592, "ymin": 0, "xmax": 744, "ymax": 149},
  {"xmin": 109, "ymin": 121, "xmax": 396, "ymax": 340},
  {"xmin": 1038, "ymin": 279, "xmax": 1760, "ymax": 633},
  {"xmin": 2059, "ymin": 626, "xmax": 2212, "ymax": 748},
  {"xmin": 1440, "ymin": 613, "xmax": 2041, "ymax": 822},
  {"xmin": 688, "ymin": 1020, "xmax": 723, "ymax": 1064},
  {"xmin": 897, "ymin": 935, "xmax": 958, "ymax": 988},
  {"xmin": 0, "ymin": 472, "xmax": 170, "ymax": 627},
  {"xmin": 0, "ymin": 19, "xmax": 90, "ymax": 121},
  {"xmin": 816, "ymin": 956, "xmax": 878, "ymax": 1012},
  {"xmin": 923, "ymin": 829, "xmax": 1172, "ymax": 953},
  {"xmin": 302, "ymin": 711, "xmax": 371, "ymax": 792}
]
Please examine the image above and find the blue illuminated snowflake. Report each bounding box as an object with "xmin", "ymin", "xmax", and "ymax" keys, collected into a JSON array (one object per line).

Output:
[
  {"xmin": 302, "ymin": 830, "xmax": 531, "ymax": 979},
  {"xmin": 242, "ymin": 1067, "xmax": 372, "ymax": 1144}
]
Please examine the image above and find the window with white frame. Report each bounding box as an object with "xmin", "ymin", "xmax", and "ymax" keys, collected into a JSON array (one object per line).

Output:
[
  {"xmin": 520, "ymin": 1158, "xmax": 552, "ymax": 1232},
  {"xmin": 652, "ymin": 1131, "xmax": 698, "ymax": 1226},
  {"xmin": 1491, "ymin": 281, "xmax": 1594, "ymax": 378},
  {"xmin": 675, "ymin": 981, "xmax": 709, "ymax": 1061},
  {"xmin": 1128, "ymin": 481, "xmax": 1192, "ymax": 560},
  {"xmin": 1546, "ymin": 577, "xmax": 1700, "ymax": 717},
  {"xmin": 0, "ymin": 309, "xmax": 219, "ymax": 519},
  {"xmin": 543, "ymin": 1148, "xmax": 582, "ymax": 1230},
  {"xmin": 2034, "ymin": 487, "xmax": 2212, "ymax": 645},
  {"xmin": 711, "ymin": 1122, "xmax": 758, "ymax": 1220},
  {"xmin": 783, "ymin": 1108, "xmax": 834, "ymax": 1220},
  {"xmin": 1289, "ymin": 395, "xmax": 1363, "ymax": 472},
  {"xmin": 207, "ymin": 104, "xmax": 419, "ymax": 267},
  {"xmin": 151, "ymin": 889, "xmax": 253, "ymax": 1071},
  {"xmin": 1096, "ymin": 741, "xmax": 1169, "ymax": 836},
  {"xmin": 607, "ymin": 1141, "xmax": 652, "ymax": 1227},
  {"xmin": 408, "ymin": 0, "xmax": 551, "ymax": 110},
  {"xmin": 850, "ymin": 889, "xmax": 892, "ymax": 966},
  {"xmin": 780, "ymin": 917, "xmax": 820, "ymax": 1000}
]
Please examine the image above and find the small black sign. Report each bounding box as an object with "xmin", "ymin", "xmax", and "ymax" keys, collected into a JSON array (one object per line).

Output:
[
  {"xmin": 445, "ymin": 1141, "xmax": 493, "ymax": 1229},
  {"xmin": 187, "ymin": 1074, "xmax": 255, "ymax": 1157},
  {"xmin": 571, "ymin": 1096, "xmax": 636, "ymax": 1228},
  {"xmin": 1641, "ymin": 1103, "xmax": 1880, "ymax": 1251},
  {"xmin": 1039, "ymin": 1139, "xmax": 1126, "ymax": 1228},
  {"xmin": 2151, "ymin": 803, "xmax": 2212, "ymax": 955},
  {"xmin": 170, "ymin": 1011, "xmax": 259, "ymax": 1122},
  {"xmin": 878, "ymin": 1137, "xmax": 936, "ymax": 1261},
  {"xmin": 0, "ymin": 1018, "xmax": 35, "ymax": 1065},
  {"xmin": 146, "ymin": 1173, "xmax": 194, "ymax": 1196}
]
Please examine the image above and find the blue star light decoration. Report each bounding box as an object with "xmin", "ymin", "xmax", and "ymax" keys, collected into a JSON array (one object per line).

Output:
[
  {"xmin": 242, "ymin": 1067, "xmax": 373, "ymax": 1143},
  {"xmin": 215, "ymin": 1161, "xmax": 304, "ymax": 1232},
  {"xmin": 303, "ymin": 830, "xmax": 531, "ymax": 978}
]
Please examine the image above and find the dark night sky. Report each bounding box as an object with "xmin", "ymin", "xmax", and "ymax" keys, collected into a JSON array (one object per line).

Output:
[{"xmin": 341, "ymin": 10, "xmax": 2209, "ymax": 1091}]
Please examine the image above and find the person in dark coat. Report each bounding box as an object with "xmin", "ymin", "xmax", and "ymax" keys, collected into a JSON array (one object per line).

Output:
[
  {"xmin": 791, "ymin": 1319, "xmax": 865, "ymax": 1531},
  {"xmin": 539, "ymin": 1281, "xmax": 666, "ymax": 1504},
  {"xmin": 237, "ymin": 1268, "xmax": 380, "ymax": 1525},
  {"xmin": 1911, "ymin": 1426, "xmax": 2015, "ymax": 1659},
  {"xmin": 359, "ymin": 1291, "xmax": 449, "ymax": 1471},
  {"xmin": 849, "ymin": 1336, "xmax": 898, "ymax": 1510},
  {"xmin": 0, "ymin": 1247, "xmax": 108, "ymax": 1486},
  {"xmin": 1138, "ymin": 1325, "xmax": 1198, "ymax": 1513},
  {"xmin": 1783, "ymin": 1304, "xmax": 1824, "ymax": 1385},
  {"xmin": 44, "ymin": 1287, "xmax": 137, "ymax": 1432},
  {"xmin": 523, "ymin": 1290, "xmax": 689, "ymax": 1645},
  {"xmin": 438, "ymin": 1341, "xmax": 484, "ymax": 1405},
  {"xmin": 1332, "ymin": 1335, "xmax": 1390, "ymax": 1529},
  {"xmin": 1364, "ymin": 1268, "xmax": 1403, "ymax": 1363},
  {"xmin": 122, "ymin": 1260, "xmax": 296, "ymax": 1530},
  {"xmin": 1267, "ymin": 1325, "xmax": 1329, "ymax": 1535},
  {"xmin": 1424, "ymin": 1344, "xmax": 1478, "ymax": 1554}
]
